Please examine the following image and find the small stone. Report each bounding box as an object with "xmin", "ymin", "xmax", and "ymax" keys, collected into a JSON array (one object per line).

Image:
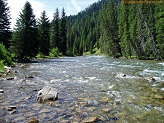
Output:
[
  {"xmin": 82, "ymin": 116, "xmax": 99, "ymax": 123},
  {"xmin": 8, "ymin": 106, "xmax": 16, "ymax": 109},
  {"xmin": 77, "ymin": 101, "xmax": 88, "ymax": 106},
  {"xmin": 39, "ymin": 108, "xmax": 52, "ymax": 113},
  {"xmin": 6, "ymin": 107, "xmax": 13, "ymax": 111},
  {"xmin": 161, "ymin": 88, "xmax": 164, "ymax": 91},
  {"xmin": 102, "ymin": 108, "xmax": 111, "ymax": 113},
  {"xmin": 6, "ymin": 77, "xmax": 14, "ymax": 80},
  {"xmin": 155, "ymin": 95, "xmax": 163, "ymax": 99},
  {"xmin": 27, "ymin": 118, "xmax": 39, "ymax": 123},
  {"xmin": 117, "ymin": 73, "xmax": 126, "ymax": 77},
  {"xmin": 87, "ymin": 107, "xmax": 97, "ymax": 112},
  {"xmin": 6, "ymin": 106, "xmax": 16, "ymax": 111},
  {"xmin": 100, "ymin": 97, "xmax": 112, "ymax": 103},
  {"xmin": 25, "ymin": 96, "xmax": 32, "ymax": 100},
  {"xmin": 10, "ymin": 110, "xmax": 17, "ymax": 114},
  {"xmin": 25, "ymin": 76, "xmax": 34, "ymax": 79},
  {"xmin": 0, "ymin": 89, "xmax": 4, "ymax": 93}
]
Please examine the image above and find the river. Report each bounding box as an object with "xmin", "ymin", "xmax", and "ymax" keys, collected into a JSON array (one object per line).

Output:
[{"xmin": 0, "ymin": 56, "xmax": 164, "ymax": 122}]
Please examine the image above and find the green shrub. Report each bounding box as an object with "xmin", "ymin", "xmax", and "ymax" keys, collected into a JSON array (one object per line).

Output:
[
  {"xmin": 0, "ymin": 60, "xmax": 5, "ymax": 71},
  {"xmin": 36, "ymin": 52, "xmax": 45, "ymax": 59},
  {"xmin": 0, "ymin": 43, "xmax": 12, "ymax": 65},
  {"xmin": 49, "ymin": 48, "xmax": 62, "ymax": 58}
]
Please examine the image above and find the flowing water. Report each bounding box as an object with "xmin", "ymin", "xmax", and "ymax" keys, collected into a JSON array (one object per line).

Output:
[{"xmin": 0, "ymin": 56, "xmax": 164, "ymax": 122}]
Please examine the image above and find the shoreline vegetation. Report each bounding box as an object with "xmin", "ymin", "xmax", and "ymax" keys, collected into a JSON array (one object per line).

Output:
[{"xmin": 0, "ymin": 0, "xmax": 164, "ymax": 71}]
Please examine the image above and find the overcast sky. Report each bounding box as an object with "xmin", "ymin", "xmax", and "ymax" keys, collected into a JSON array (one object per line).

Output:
[{"xmin": 8, "ymin": 0, "xmax": 100, "ymax": 29}]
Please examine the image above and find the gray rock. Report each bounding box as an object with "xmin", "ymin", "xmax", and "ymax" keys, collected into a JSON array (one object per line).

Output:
[
  {"xmin": 0, "ymin": 89, "xmax": 4, "ymax": 93},
  {"xmin": 37, "ymin": 86, "xmax": 58, "ymax": 103}
]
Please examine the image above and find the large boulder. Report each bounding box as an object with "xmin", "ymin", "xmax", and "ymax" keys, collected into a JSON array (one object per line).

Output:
[{"xmin": 37, "ymin": 86, "xmax": 58, "ymax": 103}]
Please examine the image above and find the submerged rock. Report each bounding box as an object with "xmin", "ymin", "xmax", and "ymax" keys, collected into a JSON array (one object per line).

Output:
[
  {"xmin": 82, "ymin": 116, "xmax": 100, "ymax": 123},
  {"xmin": 117, "ymin": 73, "xmax": 126, "ymax": 77},
  {"xmin": 27, "ymin": 118, "xmax": 39, "ymax": 123},
  {"xmin": 154, "ymin": 95, "xmax": 163, "ymax": 99},
  {"xmin": 6, "ymin": 77, "xmax": 14, "ymax": 80},
  {"xmin": 37, "ymin": 86, "xmax": 58, "ymax": 103}
]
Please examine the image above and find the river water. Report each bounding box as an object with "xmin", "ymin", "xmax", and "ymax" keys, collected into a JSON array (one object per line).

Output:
[{"xmin": 0, "ymin": 56, "xmax": 164, "ymax": 122}]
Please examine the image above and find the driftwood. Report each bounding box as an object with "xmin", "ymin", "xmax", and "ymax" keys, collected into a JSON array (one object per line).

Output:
[{"xmin": 37, "ymin": 86, "xmax": 58, "ymax": 103}]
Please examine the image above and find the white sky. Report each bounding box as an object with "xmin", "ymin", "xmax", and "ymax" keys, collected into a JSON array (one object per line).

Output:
[{"xmin": 7, "ymin": 0, "xmax": 99, "ymax": 29}]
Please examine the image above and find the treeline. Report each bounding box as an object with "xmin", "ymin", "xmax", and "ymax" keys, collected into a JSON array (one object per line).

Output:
[
  {"xmin": 67, "ymin": 0, "xmax": 164, "ymax": 60},
  {"xmin": 0, "ymin": 0, "xmax": 67, "ymax": 67},
  {"xmin": 0, "ymin": 0, "xmax": 164, "ymax": 68}
]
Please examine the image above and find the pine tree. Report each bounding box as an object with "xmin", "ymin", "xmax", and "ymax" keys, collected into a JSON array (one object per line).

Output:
[
  {"xmin": 100, "ymin": 0, "xmax": 121, "ymax": 57},
  {"xmin": 0, "ymin": 0, "xmax": 11, "ymax": 48},
  {"xmin": 50, "ymin": 8, "xmax": 60, "ymax": 49},
  {"xmin": 11, "ymin": 1, "xmax": 38, "ymax": 60},
  {"xmin": 155, "ymin": 3, "xmax": 164, "ymax": 59},
  {"xmin": 38, "ymin": 11, "xmax": 50, "ymax": 56},
  {"xmin": 119, "ymin": 3, "xmax": 132, "ymax": 58},
  {"xmin": 59, "ymin": 8, "xmax": 67, "ymax": 55}
]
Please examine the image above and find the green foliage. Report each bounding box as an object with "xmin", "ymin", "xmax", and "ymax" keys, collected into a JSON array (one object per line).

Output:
[
  {"xmin": 36, "ymin": 52, "xmax": 45, "ymax": 59},
  {"xmin": 66, "ymin": 1, "xmax": 102, "ymax": 56},
  {"xmin": 155, "ymin": 3, "xmax": 164, "ymax": 59},
  {"xmin": 66, "ymin": 49, "xmax": 74, "ymax": 56},
  {"xmin": 49, "ymin": 48, "xmax": 62, "ymax": 58},
  {"xmin": 0, "ymin": 43, "xmax": 12, "ymax": 65},
  {"xmin": 0, "ymin": 60, "xmax": 5, "ymax": 71},
  {"xmin": 0, "ymin": 0, "xmax": 11, "ymax": 48},
  {"xmin": 10, "ymin": 1, "xmax": 38, "ymax": 60},
  {"xmin": 100, "ymin": 0, "xmax": 121, "ymax": 58},
  {"xmin": 38, "ymin": 11, "xmax": 50, "ymax": 56},
  {"xmin": 59, "ymin": 8, "xmax": 67, "ymax": 55},
  {"xmin": 1, "ymin": 0, "xmax": 162, "ymax": 60},
  {"xmin": 50, "ymin": 8, "xmax": 60, "ymax": 49}
]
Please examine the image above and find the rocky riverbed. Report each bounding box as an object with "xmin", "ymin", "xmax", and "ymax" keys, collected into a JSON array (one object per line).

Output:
[{"xmin": 0, "ymin": 56, "xmax": 164, "ymax": 122}]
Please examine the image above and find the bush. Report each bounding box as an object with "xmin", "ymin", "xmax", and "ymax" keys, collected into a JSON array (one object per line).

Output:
[
  {"xmin": 0, "ymin": 60, "xmax": 5, "ymax": 71},
  {"xmin": 49, "ymin": 48, "xmax": 62, "ymax": 58},
  {"xmin": 66, "ymin": 49, "xmax": 74, "ymax": 56},
  {"xmin": 0, "ymin": 43, "xmax": 12, "ymax": 65},
  {"xmin": 36, "ymin": 52, "xmax": 45, "ymax": 59}
]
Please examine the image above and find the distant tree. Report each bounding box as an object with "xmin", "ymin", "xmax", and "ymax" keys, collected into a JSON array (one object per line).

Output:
[
  {"xmin": 59, "ymin": 8, "xmax": 67, "ymax": 55},
  {"xmin": 50, "ymin": 8, "xmax": 60, "ymax": 49},
  {"xmin": 155, "ymin": 3, "xmax": 164, "ymax": 59},
  {"xmin": 0, "ymin": 0, "xmax": 11, "ymax": 48},
  {"xmin": 100, "ymin": 0, "xmax": 121, "ymax": 57},
  {"xmin": 119, "ymin": 3, "xmax": 132, "ymax": 58},
  {"xmin": 11, "ymin": 1, "xmax": 38, "ymax": 60},
  {"xmin": 38, "ymin": 11, "xmax": 50, "ymax": 56}
]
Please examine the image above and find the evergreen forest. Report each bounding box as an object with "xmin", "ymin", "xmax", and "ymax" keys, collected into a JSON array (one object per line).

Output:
[{"xmin": 0, "ymin": 0, "xmax": 164, "ymax": 69}]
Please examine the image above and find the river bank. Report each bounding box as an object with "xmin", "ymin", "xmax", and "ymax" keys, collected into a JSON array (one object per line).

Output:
[{"xmin": 0, "ymin": 56, "xmax": 164, "ymax": 122}]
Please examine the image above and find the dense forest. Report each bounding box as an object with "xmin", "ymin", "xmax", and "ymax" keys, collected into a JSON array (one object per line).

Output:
[{"xmin": 0, "ymin": 0, "xmax": 164, "ymax": 69}]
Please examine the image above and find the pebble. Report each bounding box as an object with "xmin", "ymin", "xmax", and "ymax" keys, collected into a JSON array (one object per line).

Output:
[
  {"xmin": 9, "ymin": 110, "xmax": 17, "ymax": 114},
  {"xmin": 39, "ymin": 108, "xmax": 52, "ymax": 114},
  {"xmin": 6, "ymin": 77, "xmax": 14, "ymax": 80},
  {"xmin": 0, "ymin": 89, "xmax": 4, "ymax": 93},
  {"xmin": 155, "ymin": 95, "xmax": 163, "ymax": 99},
  {"xmin": 161, "ymin": 88, "xmax": 164, "ymax": 91},
  {"xmin": 82, "ymin": 116, "xmax": 99, "ymax": 123},
  {"xmin": 27, "ymin": 118, "xmax": 39, "ymax": 123}
]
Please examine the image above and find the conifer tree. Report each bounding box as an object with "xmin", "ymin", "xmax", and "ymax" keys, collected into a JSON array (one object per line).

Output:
[
  {"xmin": 0, "ymin": 0, "xmax": 11, "ymax": 48},
  {"xmin": 11, "ymin": 1, "xmax": 38, "ymax": 60},
  {"xmin": 100, "ymin": 0, "xmax": 121, "ymax": 57},
  {"xmin": 155, "ymin": 3, "xmax": 164, "ymax": 59},
  {"xmin": 50, "ymin": 8, "xmax": 60, "ymax": 49},
  {"xmin": 38, "ymin": 11, "xmax": 50, "ymax": 56},
  {"xmin": 119, "ymin": 3, "xmax": 131, "ymax": 58},
  {"xmin": 59, "ymin": 8, "xmax": 67, "ymax": 55}
]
